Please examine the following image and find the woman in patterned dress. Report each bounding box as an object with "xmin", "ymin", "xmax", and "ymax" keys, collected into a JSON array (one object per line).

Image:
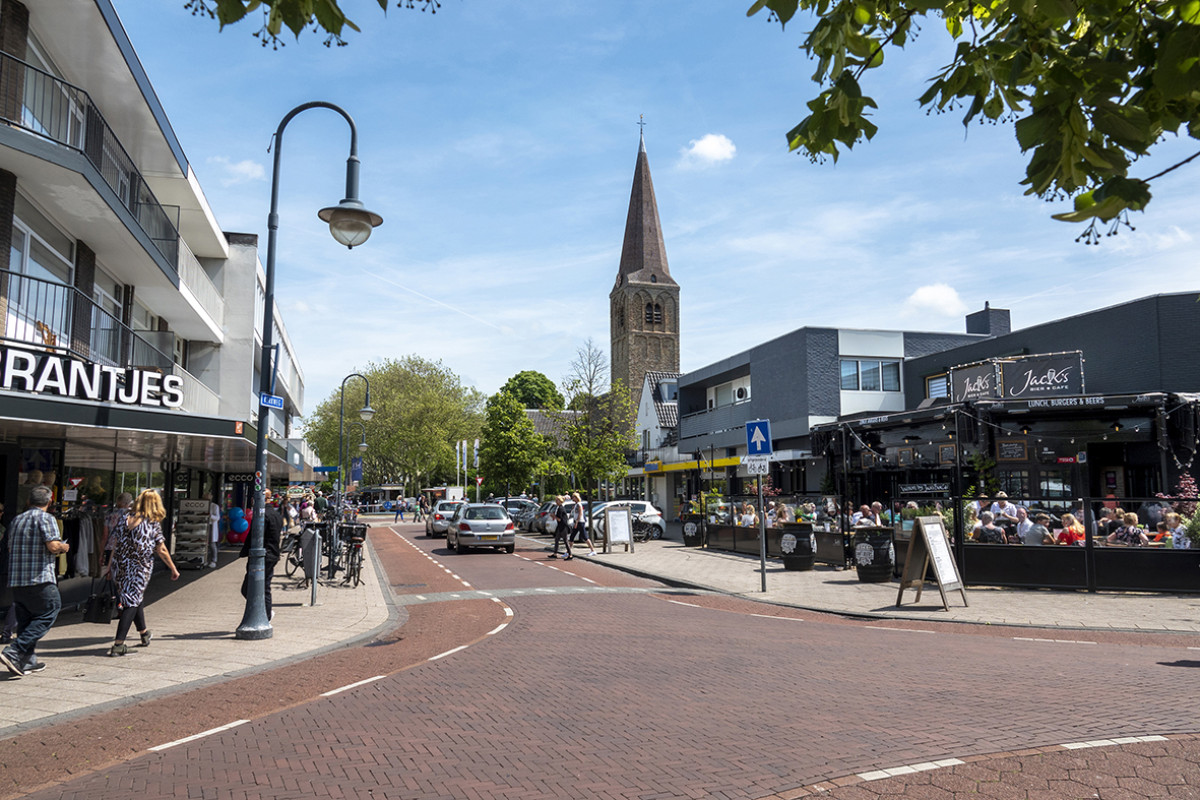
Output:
[{"xmin": 104, "ymin": 489, "xmax": 179, "ymax": 657}]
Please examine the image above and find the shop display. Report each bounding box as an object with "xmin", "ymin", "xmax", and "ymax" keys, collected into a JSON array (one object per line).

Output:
[{"xmin": 174, "ymin": 499, "xmax": 211, "ymax": 568}]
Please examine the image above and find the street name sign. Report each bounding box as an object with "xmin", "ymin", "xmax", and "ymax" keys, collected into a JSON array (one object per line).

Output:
[{"xmin": 260, "ymin": 392, "xmax": 284, "ymax": 410}]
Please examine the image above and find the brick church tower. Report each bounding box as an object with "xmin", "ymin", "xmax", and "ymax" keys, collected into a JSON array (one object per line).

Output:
[{"xmin": 610, "ymin": 130, "xmax": 680, "ymax": 411}]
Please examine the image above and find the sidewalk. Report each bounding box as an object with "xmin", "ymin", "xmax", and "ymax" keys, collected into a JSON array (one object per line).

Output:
[
  {"xmin": 557, "ymin": 526, "xmax": 1200, "ymax": 634},
  {"xmin": 0, "ymin": 543, "xmax": 393, "ymax": 738}
]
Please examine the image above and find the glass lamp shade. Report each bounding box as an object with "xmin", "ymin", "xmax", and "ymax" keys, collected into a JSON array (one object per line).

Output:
[
  {"xmin": 318, "ymin": 201, "xmax": 383, "ymax": 249},
  {"xmin": 359, "ymin": 404, "xmax": 375, "ymax": 422},
  {"xmin": 358, "ymin": 440, "xmax": 369, "ymax": 452}
]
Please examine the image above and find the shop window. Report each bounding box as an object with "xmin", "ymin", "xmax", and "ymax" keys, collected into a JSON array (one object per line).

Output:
[
  {"xmin": 841, "ymin": 359, "xmax": 902, "ymax": 392},
  {"xmin": 1038, "ymin": 471, "xmax": 1072, "ymax": 501},
  {"xmin": 996, "ymin": 470, "xmax": 1030, "ymax": 499}
]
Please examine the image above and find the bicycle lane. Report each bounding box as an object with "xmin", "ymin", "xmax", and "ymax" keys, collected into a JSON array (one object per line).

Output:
[{"xmin": 1, "ymin": 524, "xmax": 508, "ymax": 800}]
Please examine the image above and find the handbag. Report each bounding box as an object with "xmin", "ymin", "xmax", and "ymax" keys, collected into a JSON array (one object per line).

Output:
[{"xmin": 82, "ymin": 579, "xmax": 118, "ymax": 624}]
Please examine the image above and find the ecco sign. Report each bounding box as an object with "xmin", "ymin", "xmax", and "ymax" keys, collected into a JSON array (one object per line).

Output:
[{"xmin": 0, "ymin": 346, "xmax": 184, "ymax": 409}]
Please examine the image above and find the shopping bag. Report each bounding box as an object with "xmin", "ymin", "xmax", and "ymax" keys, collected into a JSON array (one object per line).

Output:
[{"xmin": 82, "ymin": 579, "xmax": 117, "ymax": 624}]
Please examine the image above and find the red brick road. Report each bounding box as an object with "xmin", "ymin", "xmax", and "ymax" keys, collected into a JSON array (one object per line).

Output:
[{"xmin": 9, "ymin": 524, "xmax": 1200, "ymax": 799}]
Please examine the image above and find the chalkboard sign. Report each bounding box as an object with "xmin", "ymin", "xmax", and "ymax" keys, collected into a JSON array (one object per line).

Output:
[
  {"xmin": 605, "ymin": 507, "xmax": 633, "ymax": 553},
  {"xmin": 896, "ymin": 516, "xmax": 968, "ymax": 611},
  {"xmin": 996, "ymin": 439, "xmax": 1028, "ymax": 462}
]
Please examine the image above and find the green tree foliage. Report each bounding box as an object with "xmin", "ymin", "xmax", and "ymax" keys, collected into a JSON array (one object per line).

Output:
[
  {"xmin": 499, "ymin": 370, "xmax": 565, "ymax": 411},
  {"xmin": 561, "ymin": 339, "xmax": 637, "ymax": 503},
  {"xmin": 749, "ymin": 0, "xmax": 1200, "ymax": 242},
  {"xmin": 185, "ymin": 0, "xmax": 437, "ymax": 47},
  {"xmin": 303, "ymin": 356, "xmax": 483, "ymax": 492},
  {"xmin": 479, "ymin": 390, "xmax": 548, "ymax": 495}
]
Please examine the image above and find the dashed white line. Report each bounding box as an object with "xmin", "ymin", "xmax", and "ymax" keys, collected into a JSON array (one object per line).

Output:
[
  {"xmin": 1013, "ymin": 637, "xmax": 1097, "ymax": 645},
  {"xmin": 580, "ymin": 576, "xmax": 597, "ymax": 584},
  {"xmin": 666, "ymin": 599, "xmax": 702, "ymax": 608},
  {"xmin": 320, "ymin": 675, "xmax": 386, "ymax": 697},
  {"xmin": 429, "ymin": 645, "xmax": 469, "ymax": 661},
  {"xmin": 149, "ymin": 720, "xmax": 250, "ymax": 751},
  {"xmin": 503, "ymin": 607, "xmax": 514, "ymax": 617},
  {"xmin": 865, "ymin": 626, "xmax": 934, "ymax": 634},
  {"xmin": 1062, "ymin": 735, "xmax": 1168, "ymax": 749},
  {"xmin": 487, "ymin": 622, "xmax": 509, "ymax": 635},
  {"xmin": 751, "ymin": 613, "xmax": 804, "ymax": 622}
]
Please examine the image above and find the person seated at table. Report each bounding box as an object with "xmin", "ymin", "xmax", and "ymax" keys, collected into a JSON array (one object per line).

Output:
[
  {"xmin": 737, "ymin": 502, "xmax": 759, "ymax": 527},
  {"xmin": 989, "ymin": 492, "xmax": 1021, "ymax": 525},
  {"xmin": 1092, "ymin": 507, "xmax": 1115, "ymax": 537},
  {"xmin": 1013, "ymin": 506, "xmax": 1033, "ymax": 543},
  {"xmin": 1166, "ymin": 512, "xmax": 1191, "ymax": 549},
  {"xmin": 1023, "ymin": 513, "xmax": 1056, "ymax": 545},
  {"xmin": 972, "ymin": 511, "xmax": 1006, "ymax": 543},
  {"xmin": 774, "ymin": 503, "xmax": 793, "ymax": 526},
  {"xmin": 1107, "ymin": 512, "xmax": 1150, "ymax": 546},
  {"xmin": 1152, "ymin": 521, "xmax": 1171, "ymax": 544},
  {"xmin": 1056, "ymin": 513, "xmax": 1085, "ymax": 546}
]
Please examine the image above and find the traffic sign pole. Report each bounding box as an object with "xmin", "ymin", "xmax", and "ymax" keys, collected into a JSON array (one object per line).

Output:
[{"xmin": 759, "ymin": 477, "xmax": 767, "ymax": 593}]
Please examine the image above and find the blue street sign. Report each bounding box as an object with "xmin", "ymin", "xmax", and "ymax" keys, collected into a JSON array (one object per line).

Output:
[
  {"xmin": 313, "ymin": 466, "xmax": 339, "ymax": 473},
  {"xmin": 260, "ymin": 392, "xmax": 284, "ymax": 410},
  {"xmin": 746, "ymin": 419, "xmax": 773, "ymax": 456}
]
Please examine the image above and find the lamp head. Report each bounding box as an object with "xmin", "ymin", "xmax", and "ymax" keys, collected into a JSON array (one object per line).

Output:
[
  {"xmin": 359, "ymin": 404, "xmax": 375, "ymax": 422},
  {"xmin": 358, "ymin": 440, "xmax": 369, "ymax": 453},
  {"xmin": 318, "ymin": 199, "xmax": 383, "ymax": 249}
]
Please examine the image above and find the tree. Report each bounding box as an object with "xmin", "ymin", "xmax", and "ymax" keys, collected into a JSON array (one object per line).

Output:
[
  {"xmin": 303, "ymin": 356, "xmax": 484, "ymax": 493},
  {"xmin": 499, "ymin": 370, "xmax": 565, "ymax": 411},
  {"xmin": 185, "ymin": 0, "xmax": 437, "ymax": 47},
  {"xmin": 479, "ymin": 390, "xmax": 548, "ymax": 496},
  {"xmin": 749, "ymin": 0, "xmax": 1200, "ymax": 242},
  {"xmin": 562, "ymin": 339, "xmax": 637, "ymax": 513}
]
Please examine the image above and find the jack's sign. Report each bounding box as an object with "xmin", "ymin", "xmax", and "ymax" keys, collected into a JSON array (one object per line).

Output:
[{"xmin": 0, "ymin": 346, "xmax": 184, "ymax": 409}]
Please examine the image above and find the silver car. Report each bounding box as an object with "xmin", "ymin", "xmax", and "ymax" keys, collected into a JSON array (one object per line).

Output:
[
  {"xmin": 425, "ymin": 500, "xmax": 465, "ymax": 538},
  {"xmin": 447, "ymin": 503, "xmax": 516, "ymax": 554}
]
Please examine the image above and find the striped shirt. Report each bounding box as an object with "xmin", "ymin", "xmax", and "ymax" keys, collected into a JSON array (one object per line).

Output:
[{"xmin": 6, "ymin": 508, "xmax": 61, "ymax": 586}]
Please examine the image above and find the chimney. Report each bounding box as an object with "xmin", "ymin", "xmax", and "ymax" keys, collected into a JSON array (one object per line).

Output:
[{"xmin": 966, "ymin": 301, "xmax": 1011, "ymax": 336}]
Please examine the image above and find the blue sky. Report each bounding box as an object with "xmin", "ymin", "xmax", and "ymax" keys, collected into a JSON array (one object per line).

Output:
[{"xmin": 116, "ymin": 1, "xmax": 1196, "ymax": 415}]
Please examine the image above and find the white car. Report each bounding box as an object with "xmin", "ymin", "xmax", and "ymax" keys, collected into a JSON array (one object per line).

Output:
[{"xmin": 591, "ymin": 501, "xmax": 665, "ymax": 539}]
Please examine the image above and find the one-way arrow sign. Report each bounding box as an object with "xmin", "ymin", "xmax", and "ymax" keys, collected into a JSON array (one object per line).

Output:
[{"xmin": 746, "ymin": 419, "xmax": 772, "ymax": 456}]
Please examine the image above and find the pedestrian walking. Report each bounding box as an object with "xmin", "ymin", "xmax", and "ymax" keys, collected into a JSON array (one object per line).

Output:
[
  {"xmin": 547, "ymin": 495, "xmax": 573, "ymax": 560},
  {"xmin": 105, "ymin": 489, "xmax": 179, "ymax": 657},
  {"xmin": 570, "ymin": 492, "xmax": 596, "ymax": 555},
  {"xmin": 1, "ymin": 486, "xmax": 70, "ymax": 677},
  {"xmin": 394, "ymin": 500, "xmax": 406, "ymax": 523}
]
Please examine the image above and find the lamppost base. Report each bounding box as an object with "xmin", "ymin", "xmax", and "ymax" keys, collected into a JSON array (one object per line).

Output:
[{"xmin": 234, "ymin": 623, "xmax": 274, "ymax": 640}]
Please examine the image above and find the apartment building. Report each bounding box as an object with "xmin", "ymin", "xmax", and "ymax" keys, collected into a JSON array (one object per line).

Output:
[{"xmin": 0, "ymin": 0, "xmax": 313, "ymax": 582}]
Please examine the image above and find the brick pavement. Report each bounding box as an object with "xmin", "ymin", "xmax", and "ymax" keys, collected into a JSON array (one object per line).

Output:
[{"xmin": 4, "ymin": 519, "xmax": 1199, "ymax": 799}]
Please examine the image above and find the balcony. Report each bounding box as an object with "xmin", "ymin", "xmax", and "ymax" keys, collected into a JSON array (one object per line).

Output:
[
  {"xmin": 2, "ymin": 266, "xmax": 170, "ymax": 371},
  {"xmin": 176, "ymin": 235, "xmax": 224, "ymax": 329},
  {"xmin": 0, "ymin": 51, "xmax": 180, "ymax": 271}
]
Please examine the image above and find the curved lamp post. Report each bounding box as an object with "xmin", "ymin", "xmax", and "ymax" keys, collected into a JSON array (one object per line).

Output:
[
  {"xmin": 236, "ymin": 102, "xmax": 383, "ymax": 641},
  {"xmin": 338, "ymin": 373, "xmax": 375, "ymax": 508}
]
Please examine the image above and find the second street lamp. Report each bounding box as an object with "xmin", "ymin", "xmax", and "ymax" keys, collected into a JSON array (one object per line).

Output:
[{"xmin": 236, "ymin": 102, "xmax": 383, "ymax": 641}]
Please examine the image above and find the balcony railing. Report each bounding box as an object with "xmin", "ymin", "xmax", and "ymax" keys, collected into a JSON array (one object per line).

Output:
[
  {"xmin": 177, "ymin": 236, "xmax": 224, "ymax": 329},
  {"xmin": 0, "ymin": 268, "xmax": 174, "ymax": 372},
  {"xmin": 0, "ymin": 51, "xmax": 180, "ymax": 270}
]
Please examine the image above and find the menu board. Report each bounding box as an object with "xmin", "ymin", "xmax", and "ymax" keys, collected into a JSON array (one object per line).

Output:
[
  {"xmin": 896, "ymin": 516, "xmax": 968, "ymax": 611},
  {"xmin": 605, "ymin": 507, "xmax": 633, "ymax": 552},
  {"xmin": 996, "ymin": 440, "xmax": 1028, "ymax": 462}
]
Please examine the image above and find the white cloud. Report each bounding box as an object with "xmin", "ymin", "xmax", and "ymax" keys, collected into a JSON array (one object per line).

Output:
[
  {"xmin": 678, "ymin": 134, "xmax": 736, "ymax": 169},
  {"xmin": 901, "ymin": 283, "xmax": 968, "ymax": 319},
  {"xmin": 208, "ymin": 156, "xmax": 266, "ymax": 187}
]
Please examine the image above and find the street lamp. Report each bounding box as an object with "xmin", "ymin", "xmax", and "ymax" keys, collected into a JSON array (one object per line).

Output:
[
  {"xmin": 236, "ymin": 102, "xmax": 383, "ymax": 641},
  {"xmin": 337, "ymin": 373, "xmax": 374, "ymax": 508}
]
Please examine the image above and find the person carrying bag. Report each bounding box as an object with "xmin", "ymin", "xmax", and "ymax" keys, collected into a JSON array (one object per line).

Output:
[{"xmin": 82, "ymin": 578, "xmax": 117, "ymax": 624}]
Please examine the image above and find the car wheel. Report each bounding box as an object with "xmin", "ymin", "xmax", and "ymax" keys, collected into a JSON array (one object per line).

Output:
[
  {"xmin": 458, "ymin": 542, "xmax": 469, "ymax": 554},
  {"xmin": 447, "ymin": 534, "xmax": 456, "ymax": 551},
  {"xmin": 505, "ymin": 545, "xmax": 515, "ymax": 554}
]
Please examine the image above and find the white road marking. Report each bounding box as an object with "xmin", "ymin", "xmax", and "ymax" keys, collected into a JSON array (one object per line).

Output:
[
  {"xmin": 865, "ymin": 626, "xmax": 934, "ymax": 634},
  {"xmin": 429, "ymin": 645, "xmax": 469, "ymax": 661},
  {"xmin": 149, "ymin": 720, "xmax": 250, "ymax": 751},
  {"xmin": 487, "ymin": 622, "xmax": 509, "ymax": 635},
  {"xmin": 580, "ymin": 576, "xmax": 597, "ymax": 584},
  {"xmin": 751, "ymin": 613, "xmax": 804, "ymax": 622},
  {"xmin": 320, "ymin": 675, "xmax": 386, "ymax": 697},
  {"xmin": 666, "ymin": 599, "xmax": 702, "ymax": 608},
  {"xmin": 1013, "ymin": 637, "xmax": 1097, "ymax": 645}
]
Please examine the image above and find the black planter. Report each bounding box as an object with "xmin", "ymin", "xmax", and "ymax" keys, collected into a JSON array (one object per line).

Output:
[
  {"xmin": 680, "ymin": 513, "xmax": 705, "ymax": 547},
  {"xmin": 779, "ymin": 523, "xmax": 816, "ymax": 571},
  {"xmin": 852, "ymin": 527, "xmax": 895, "ymax": 582}
]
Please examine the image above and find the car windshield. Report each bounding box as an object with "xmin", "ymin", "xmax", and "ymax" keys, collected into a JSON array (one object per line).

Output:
[
  {"xmin": 466, "ymin": 507, "xmax": 507, "ymax": 520},
  {"xmin": 439, "ymin": 502, "xmax": 463, "ymax": 512}
]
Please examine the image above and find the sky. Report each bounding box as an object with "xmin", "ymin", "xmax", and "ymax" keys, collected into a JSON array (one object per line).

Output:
[{"xmin": 114, "ymin": 1, "xmax": 1197, "ymax": 418}]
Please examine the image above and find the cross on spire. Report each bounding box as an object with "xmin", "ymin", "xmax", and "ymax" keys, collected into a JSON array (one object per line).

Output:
[{"xmin": 638, "ymin": 114, "xmax": 646, "ymax": 152}]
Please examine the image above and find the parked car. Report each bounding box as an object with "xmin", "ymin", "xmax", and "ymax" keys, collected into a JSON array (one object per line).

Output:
[
  {"xmin": 447, "ymin": 503, "xmax": 516, "ymax": 554},
  {"xmin": 494, "ymin": 497, "xmax": 538, "ymax": 519},
  {"xmin": 532, "ymin": 501, "xmax": 557, "ymax": 533},
  {"xmin": 591, "ymin": 501, "xmax": 666, "ymax": 539},
  {"xmin": 512, "ymin": 501, "xmax": 542, "ymax": 532},
  {"xmin": 425, "ymin": 500, "xmax": 466, "ymax": 538}
]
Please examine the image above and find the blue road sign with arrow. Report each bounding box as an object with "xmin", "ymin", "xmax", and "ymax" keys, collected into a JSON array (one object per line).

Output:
[{"xmin": 746, "ymin": 419, "xmax": 772, "ymax": 456}]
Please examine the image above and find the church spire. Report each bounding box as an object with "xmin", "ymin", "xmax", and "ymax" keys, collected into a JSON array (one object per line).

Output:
[{"xmin": 615, "ymin": 124, "xmax": 676, "ymax": 289}]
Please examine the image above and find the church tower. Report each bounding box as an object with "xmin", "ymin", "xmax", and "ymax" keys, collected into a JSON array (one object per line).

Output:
[{"xmin": 610, "ymin": 129, "xmax": 680, "ymax": 412}]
